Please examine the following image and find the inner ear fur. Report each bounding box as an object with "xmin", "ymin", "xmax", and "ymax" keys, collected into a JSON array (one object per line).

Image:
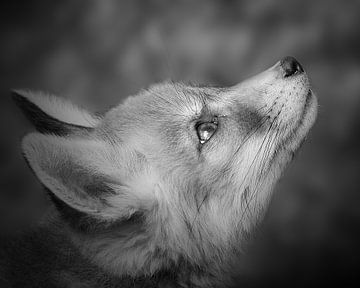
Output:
[
  {"xmin": 22, "ymin": 133, "xmax": 154, "ymax": 221},
  {"xmin": 12, "ymin": 90, "xmax": 100, "ymax": 136}
]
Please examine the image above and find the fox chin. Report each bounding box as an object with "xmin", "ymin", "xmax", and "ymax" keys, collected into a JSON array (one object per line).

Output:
[{"xmin": 2, "ymin": 56, "xmax": 317, "ymax": 287}]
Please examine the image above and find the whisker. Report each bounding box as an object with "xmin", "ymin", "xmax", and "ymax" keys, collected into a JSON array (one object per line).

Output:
[
  {"xmin": 238, "ymin": 115, "xmax": 281, "ymax": 223},
  {"xmin": 232, "ymin": 103, "xmax": 276, "ymax": 156}
]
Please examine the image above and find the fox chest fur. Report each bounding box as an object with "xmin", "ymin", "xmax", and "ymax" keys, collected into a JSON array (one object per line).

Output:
[{"xmin": 1, "ymin": 57, "xmax": 317, "ymax": 287}]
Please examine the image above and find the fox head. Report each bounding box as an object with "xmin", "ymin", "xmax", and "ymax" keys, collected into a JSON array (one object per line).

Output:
[{"xmin": 14, "ymin": 57, "xmax": 317, "ymax": 284}]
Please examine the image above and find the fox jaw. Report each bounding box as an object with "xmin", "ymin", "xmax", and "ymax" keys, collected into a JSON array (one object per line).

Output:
[{"xmin": 15, "ymin": 57, "xmax": 317, "ymax": 286}]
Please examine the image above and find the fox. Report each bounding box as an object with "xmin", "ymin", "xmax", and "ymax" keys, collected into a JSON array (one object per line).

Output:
[{"xmin": 0, "ymin": 56, "xmax": 317, "ymax": 287}]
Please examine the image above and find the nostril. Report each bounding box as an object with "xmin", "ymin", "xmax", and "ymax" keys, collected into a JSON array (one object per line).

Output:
[{"xmin": 281, "ymin": 56, "xmax": 304, "ymax": 78}]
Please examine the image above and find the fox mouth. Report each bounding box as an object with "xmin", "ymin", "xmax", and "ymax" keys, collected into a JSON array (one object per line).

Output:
[
  {"xmin": 296, "ymin": 89, "xmax": 315, "ymax": 132},
  {"xmin": 278, "ymin": 88, "xmax": 317, "ymax": 153},
  {"xmin": 302, "ymin": 90, "xmax": 313, "ymax": 118}
]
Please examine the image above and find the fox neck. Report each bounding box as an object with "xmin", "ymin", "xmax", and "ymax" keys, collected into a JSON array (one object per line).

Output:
[
  {"xmin": 61, "ymin": 196, "xmax": 250, "ymax": 286},
  {"xmin": 52, "ymin": 166, "xmax": 281, "ymax": 285}
]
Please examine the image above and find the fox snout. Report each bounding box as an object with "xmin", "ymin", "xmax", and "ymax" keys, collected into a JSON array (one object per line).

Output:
[{"xmin": 224, "ymin": 57, "xmax": 316, "ymax": 137}]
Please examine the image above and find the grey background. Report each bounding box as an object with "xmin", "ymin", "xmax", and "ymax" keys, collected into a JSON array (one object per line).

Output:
[{"xmin": 1, "ymin": 1, "xmax": 360, "ymax": 287}]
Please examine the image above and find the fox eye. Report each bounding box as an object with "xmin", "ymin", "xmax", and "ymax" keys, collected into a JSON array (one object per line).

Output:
[{"xmin": 196, "ymin": 117, "xmax": 218, "ymax": 144}]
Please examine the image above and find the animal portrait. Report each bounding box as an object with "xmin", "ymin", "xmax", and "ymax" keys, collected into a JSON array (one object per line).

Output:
[
  {"xmin": 3, "ymin": 56, "xmax": 316, "ymax": 287},
  {"xmin": 1, "ymin": 1, "xmax": 359, "ymax": 288}
]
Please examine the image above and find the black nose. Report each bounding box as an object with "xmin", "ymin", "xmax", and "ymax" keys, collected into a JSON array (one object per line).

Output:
[{"xmin": 280, "ymin": 56, "xmax": 304, "ymax": 77}]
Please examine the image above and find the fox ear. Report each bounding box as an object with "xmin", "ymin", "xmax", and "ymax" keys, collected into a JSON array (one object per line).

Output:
[
  {"xmin": 12, "ymin": 90, "xmax": 100, "ymax": 136},
  {"xmin": 22, "ymin": 133, "xmax": 154, "ymax": 222}
]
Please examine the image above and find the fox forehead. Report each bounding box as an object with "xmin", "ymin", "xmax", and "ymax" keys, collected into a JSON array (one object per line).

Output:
[
  {"xmin": 102, "ymin": 83, "xmax": 215, "ymax": 131},
  {"xmin": 98, "ymin": 82, "xmax": 257, "ymax": 151}
]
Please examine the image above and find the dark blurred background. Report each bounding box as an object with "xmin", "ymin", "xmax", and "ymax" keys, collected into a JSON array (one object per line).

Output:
[{"xmin": 1, "ymin": 0, "xmax": 360, "ymax": 287}]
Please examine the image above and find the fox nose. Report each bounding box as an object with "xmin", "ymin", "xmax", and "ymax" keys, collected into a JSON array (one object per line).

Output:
[{"xmin": 280, "ymin": 56, "xmax": 304, "ymax": 78}]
